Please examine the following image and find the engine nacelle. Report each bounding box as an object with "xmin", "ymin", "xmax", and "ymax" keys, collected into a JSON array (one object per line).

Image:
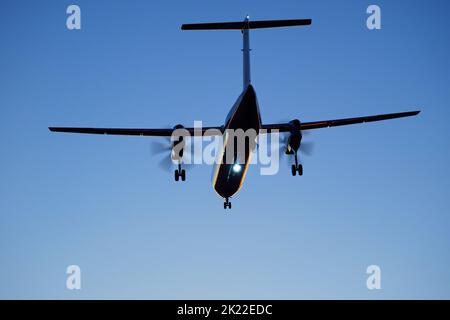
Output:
[
  {"xmin": 171, "ymin": 124, "xmax": 187, "ymax": 161},
  {"xmin": 285, "ymin": 119, "xmax": 302, "ymax": 154}
]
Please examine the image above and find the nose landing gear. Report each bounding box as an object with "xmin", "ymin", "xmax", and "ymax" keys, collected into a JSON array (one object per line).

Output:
[{"xmin": 223, "ymin": 197, "xmax": 232, "ymax": 209}]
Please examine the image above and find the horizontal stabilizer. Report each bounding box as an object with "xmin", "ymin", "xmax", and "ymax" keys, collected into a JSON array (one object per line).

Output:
[{"xmin": 181, "ymin": 19, "xmax": 312, "ymax": 31}]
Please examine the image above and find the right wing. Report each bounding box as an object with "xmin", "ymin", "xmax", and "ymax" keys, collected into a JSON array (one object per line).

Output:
[
  {"xmin": 261, "ymin": 110, "xmax": 420, "ymax": 132},
  {"xmin": 48, "ymin": 126, "xmax": 223, "ymax": 137}
]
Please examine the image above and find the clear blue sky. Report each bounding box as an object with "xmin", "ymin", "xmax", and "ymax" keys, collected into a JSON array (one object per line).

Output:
[{"xmin": 1, "ymin": 0, "xmax": 449, "ymax": 299}]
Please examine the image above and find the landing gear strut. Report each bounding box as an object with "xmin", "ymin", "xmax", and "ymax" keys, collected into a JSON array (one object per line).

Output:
[
  {"xmin": 291, "ymin": 152, "xmax": 303, "ymax": 176},
  {"xmin": 174, "ymin": 163, "xmax": 186, "ymax": 181},
  {"xmin": 223, "ymin": 197, "xmax": 232, "ymax": 209}
]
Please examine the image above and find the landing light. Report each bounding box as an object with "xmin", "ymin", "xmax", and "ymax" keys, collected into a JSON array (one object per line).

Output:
[{"xmin": 233, "ymin": 164, "xmax": 242, "ymax": 173}]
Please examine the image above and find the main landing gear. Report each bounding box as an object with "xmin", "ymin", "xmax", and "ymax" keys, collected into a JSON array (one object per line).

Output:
[
  {"xmin": 291, "ymin": 152, "xmax": 303, "ymax": 176},
  {"xmin": 223, "ymin": 197, "xmax": 232, "ymax": 209},
  {"xmin": 174, "ymin": 163, "xmax": 186, "ymax": 182}
]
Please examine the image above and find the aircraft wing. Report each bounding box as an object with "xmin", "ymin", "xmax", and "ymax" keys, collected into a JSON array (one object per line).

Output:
[
  {"xmin": 48, "ymin": 126, "xmax": 223, "ymax": 136},
  {"xmin": 261, "ymin": 110, "xmax": 420, "ymax": 132},
  {"xmin": 49, "ymin": 111, "xmax": 420, "ymax": 136}
]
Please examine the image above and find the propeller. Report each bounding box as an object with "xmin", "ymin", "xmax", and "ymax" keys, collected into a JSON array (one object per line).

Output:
[
  {"xmin": 150, "ymin": 138, "xmax": 172, "ymax": 155},
  {"xmin": 278, "ymin": 133, "xmax": 315, "ymax": 157},
  {"xmin": 299, "ymin": 141, "xmax": 314, "ymax": 156},
  {"xmin": 149, "ymin": 137, "xmax": 174, "ymax": 172},
  {"xmin": 149, "ymin": 136, "xmax": 201, "ymax": 172}
]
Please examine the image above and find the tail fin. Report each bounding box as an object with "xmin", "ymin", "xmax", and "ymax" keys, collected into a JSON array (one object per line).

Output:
[
  {"xmin": 181, "ymin": 17, "xmax": 312, "ymax": 90},
  {"xmin": 181, "ymin": 19, "xmax": 312, "ymax": 31}
]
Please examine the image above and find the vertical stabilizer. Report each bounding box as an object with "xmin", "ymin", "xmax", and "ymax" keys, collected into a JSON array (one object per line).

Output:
[
  {"xmin": 242, "ymin": 16, "xmax": 251, "ymax": 90},
  {"xmin": 181, "ymin": 17, "xmax": 312, "ymax": 91}
]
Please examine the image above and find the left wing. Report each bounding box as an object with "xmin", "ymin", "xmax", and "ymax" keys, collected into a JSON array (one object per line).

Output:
[
  {"xmin": 261, "ymin": 110, "xmax": 420, "ymax": 132},
  {"xmin": 48, "ymin": 126, "xmax": 223, "ymax": 137}
]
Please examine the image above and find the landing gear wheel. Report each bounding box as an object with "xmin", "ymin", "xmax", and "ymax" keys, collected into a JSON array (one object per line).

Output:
[
  {"xmin": 174, "ymin": 169, "xmax": 180, "ymax": 181},
  {"xmin": 223, "ymin": 198, "xmax": 231, "ymax": 209},
  {"xmin": 291, "ymin": 164, "xmax": 297, "ymax": 176},
  {"xmin": 180, "ymin": 169, "xmax": 186, "ymax": 181},
  {"xmin": 298, "ymin": 164, "xmax": 303, "ymax": 176}
]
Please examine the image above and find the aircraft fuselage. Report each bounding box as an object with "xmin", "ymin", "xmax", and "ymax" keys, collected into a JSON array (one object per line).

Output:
[{"xmin": 212, "ymin": 84, "xmax": 261, "ymax": 199}]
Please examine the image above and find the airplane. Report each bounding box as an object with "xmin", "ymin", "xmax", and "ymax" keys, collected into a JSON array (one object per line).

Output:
[{"xmin": 49, "ymin": 16, "xmax": 420, "ymax": 209}]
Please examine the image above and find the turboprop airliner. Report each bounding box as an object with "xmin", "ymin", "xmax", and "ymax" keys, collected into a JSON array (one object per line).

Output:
[{"xmin": 49, "ymin": 16, "xmax": 420, "ymax": 209}]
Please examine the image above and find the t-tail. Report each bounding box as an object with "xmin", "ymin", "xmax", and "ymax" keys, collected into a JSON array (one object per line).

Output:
[{"xmin": 181, "ymin": 16, "xmax": 312, "ymax": 90}]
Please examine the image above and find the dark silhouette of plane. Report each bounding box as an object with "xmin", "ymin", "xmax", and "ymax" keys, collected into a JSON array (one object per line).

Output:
[{"xmin": 49, "ymin": 16, "xmax": 420, "ymax": 209}]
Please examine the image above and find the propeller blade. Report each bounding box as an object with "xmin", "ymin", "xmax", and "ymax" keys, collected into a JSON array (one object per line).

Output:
[
  {"xmin": 150, "ymin": 136, "xmax": 200, "ymax": 173},
  {"xmin": 157, "ymin": 153, "xmax": 175, "ymax": 172},
  {"xmin": 277, "ymin": 133, "xmax": 314, "ymax": 157},
  {"xmin": 300, "ymin": 141, "xmax": 315, "ymax": 156},
  {"xmin": 150, "ymin": 139, "xmax": 171, "ymax": 155},
  {"xmin": 277, "ymin": 134, "xmax": 289, "ymax": 155}
]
